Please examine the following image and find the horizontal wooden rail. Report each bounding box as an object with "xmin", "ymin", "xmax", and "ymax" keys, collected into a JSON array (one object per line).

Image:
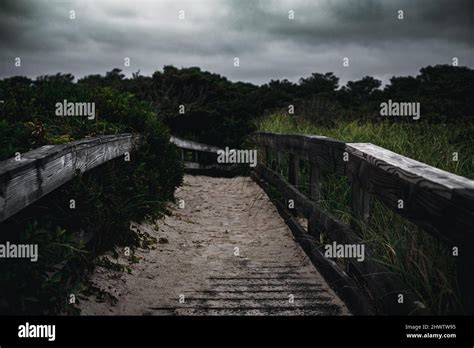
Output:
[
  {"xmin": 345, "ymin": 143, "xmax": 474, "ymax": 246},
  {"xmin": 251, "ymin": 169, "xmax": 375, "ymax": 315},
  {"xmin": 170, "ymin": 136, "xmax": 221, "ymax": 153},
  {"xmin": 0, "ymin": 133, "xmax": 141, "ymax": 223},
  {"xmin": 252, "ymin": 131, "xmax": 474, "ymax": 315},
  {"xmin": 170, "ymin": 135, "xmax": 241, "ymax": 175}
]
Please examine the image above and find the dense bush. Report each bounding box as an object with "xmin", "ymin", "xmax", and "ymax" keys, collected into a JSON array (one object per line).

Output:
[
  {"xmin": 79, "ymin": 66, "xmax": 261, "ymax": 148},
  {"xmin": 0, "ymin": 74, "xmax": 183, "ymax": 314}
]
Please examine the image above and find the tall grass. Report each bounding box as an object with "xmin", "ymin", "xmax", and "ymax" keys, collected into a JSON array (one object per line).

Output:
[
  {"xmin": 256, "ymin": 113, "xmax": 473, "ymax": 314},
  {"xmin": 257, "ymin": 113, "xmax": 473, "ymax": 179}
]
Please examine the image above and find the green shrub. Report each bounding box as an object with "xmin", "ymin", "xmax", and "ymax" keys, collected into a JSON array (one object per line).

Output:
[{"xmin": 0, "ymin": 74, "xmax": 183, "ymax": 314}]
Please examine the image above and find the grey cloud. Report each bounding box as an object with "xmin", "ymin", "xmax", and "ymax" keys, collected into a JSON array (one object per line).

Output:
[
  {"xmin": 223, "ymin": 0, "xmax": 474, "ymax": 47},
  {"xmin": 0, "ymin": 0, "xmax": 473, "ymax": 86}
]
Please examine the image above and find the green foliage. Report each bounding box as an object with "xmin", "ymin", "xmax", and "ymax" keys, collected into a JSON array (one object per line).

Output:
[
  {"xmin": 0, "ymin": 219, "xmax": 87, "ymax": 315},
  {"xmin": 298, "ymin": 72, "xmax": 339, "ymax": 97},
  {"xmin": 0, "ymin": 74, "xmax": 183, "ymax": 314},
  {"xmin": 75, "ymin": 64, "xmax": 474, "ymax": 149},
  {"xmin": 79, "ymin": 66, "xmax": 261, "ymax": 148}
]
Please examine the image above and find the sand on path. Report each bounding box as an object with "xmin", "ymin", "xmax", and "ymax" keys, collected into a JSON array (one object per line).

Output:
[{"xmin": 78, "ymin": 175, "xmax": 349, "ymax": 315}]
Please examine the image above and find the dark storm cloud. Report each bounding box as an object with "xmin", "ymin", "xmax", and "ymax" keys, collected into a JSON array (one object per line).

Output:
[
  {"xmin": 0, "ymin": 0, "xmax": 473, "ymax": 85},
  {"xmin": 223, "ymin": 0, "xmax": 474, "ymax": 46}
]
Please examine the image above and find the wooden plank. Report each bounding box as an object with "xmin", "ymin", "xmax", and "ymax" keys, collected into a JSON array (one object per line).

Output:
[
  {"xmin": 255, "ymin": 164, "xmax": 427, "ymax": 315},
  {"xmin": 276, "ymin": 151, "xmax": 284, "ymax": 175},
  {"xmin": 184, "ymin": 162, "xmax": 240, "ymax": 172},
  {"xmin": 288, "ymin": 154, "xmax": 299, "ymax": 216},
  {"xmin": 347, "ymin": 159, "xmax": 372, "ymax": 232},
  {"xmin": 256, "ymin": 165, "xmax": 313, "ymax": 218},
  {"xmin": 308, "ymin": 208, "xmax": 320, "ymax": 240},
  {"xmin": 308, "ymin": 162, "xmax": 322, "ymax": 238},
  {"xmin": 345, "ymin": 144, "xmax": 474, "ymax": 246},
  {"xmin": 252, "ymin": 132, "xmax": 345, "ymax": 173},
  {"xmin": 346, "ymin": 143, "xmax": 474, "ymax": 193},
  {"xmin": 0, "ymin": 134, "xmax": 141, "ymax": 223},
  {"xmin": 253, "ymin": 133, "xmax": 474, "ymax": 246},
  {"xmin": 309, "ymin": 162, "xmax": 321, "ymax": 202},
  {"xmin": 170, "ymin": 135, "xmax": 222, "ymax": 153},
  {"xmin": 350, "ymin": 182, "xmax": 371, "ymax": 232},
  {"xmin": 288, "ymin": 154, "xmax": 299, "ymax": 188},
  {"xmin": 251, "ymin": 171, "xmax": 375, "ymax": 315}
]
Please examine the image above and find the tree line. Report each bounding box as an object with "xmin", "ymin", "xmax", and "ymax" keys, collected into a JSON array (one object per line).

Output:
[
  {"xmin": 80, "ymin": 64, "xmax": 474, "ymax": 147},
  {"xmin": 1, "ymin": 64, "xmax": 473, "ymax": 150}
]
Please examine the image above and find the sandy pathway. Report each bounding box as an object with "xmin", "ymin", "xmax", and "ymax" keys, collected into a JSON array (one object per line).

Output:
[{"xmin": 78, "ymin": 175, "xmax": 349, "ymax": 315}]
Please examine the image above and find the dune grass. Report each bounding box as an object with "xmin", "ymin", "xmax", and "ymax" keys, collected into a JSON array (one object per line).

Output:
[
  {"xmin": 256, "ymin": 113, "xmax": 473, "ymax": 314},
  {"xmin": 257, "ymin": 113, "xmax": 473, "ymax": 179}
]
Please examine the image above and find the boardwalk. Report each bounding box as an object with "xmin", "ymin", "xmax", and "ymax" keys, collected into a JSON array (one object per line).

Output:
[{"xmin": 79, "ymin": 175, "xmax": 349, "ymax": 315}]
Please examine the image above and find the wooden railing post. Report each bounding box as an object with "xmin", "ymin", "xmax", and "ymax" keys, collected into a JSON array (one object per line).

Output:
[
  {"xmin": 194, "ymin": 150, "xmax": 199, "ymax": 163},
  {"xmin": 308, "ymin": 162, "xmax": 321, "ymax": 239},
  {"xmin": 170, "ymin": 135, "xmax": 240, "ymax": 174},
  {"xmin": 351, "ymin": 184, "xmax": 371, "ymax": 233},
  {"xmin": 288, "ymin": 153, "xmax": 299, "ymax": 188},
  {"xmin": 349, "ymin": 160, "xmax": 371, "ymax": 233},
  {"xmin": 277, "ymin": 151, "xmax": 283, "ymax": 174},
  {"xmin": 309, "ymin": 162, "xmax": 321, "ymax": 202},
  {"xmin": 288, "ymin": 154, "xmax": 299, "ymax": 217},
  {"xmin": 265, "ymin": 146, "xmax": 270, "ymax": 166}
]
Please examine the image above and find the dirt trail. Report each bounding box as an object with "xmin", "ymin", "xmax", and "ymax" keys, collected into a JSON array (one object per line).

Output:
[{"xmin": 78, "ymin": 175, "xmax": 349, "ymax": 315}]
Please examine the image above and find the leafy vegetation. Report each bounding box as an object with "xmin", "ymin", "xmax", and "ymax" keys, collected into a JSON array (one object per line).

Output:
[
  {"xmin": 0, "ymin": 74, "xmax": 183, "ymax": 314},
  {"xmin": 70, "ymin": 64, "xmax": 474, "ymax": 147}
]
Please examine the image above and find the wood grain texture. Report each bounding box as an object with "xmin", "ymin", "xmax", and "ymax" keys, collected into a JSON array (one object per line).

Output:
[
  {"xmin": 252, "ymin": 133, "xmax": 474, "ymax": 247},
  {"xmin": 0, "ymin": 134, "xmax": 141, "ymax": 222},
  {"xmin": 345, "ymin": 143, "xmax": 474, "ymax": 246},
  {"xmin": 346, "ymin": 143, "xmax": 474, "ymax": 192}
]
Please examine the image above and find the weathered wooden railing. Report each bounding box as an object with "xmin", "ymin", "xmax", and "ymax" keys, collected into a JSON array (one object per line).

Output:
[
  {"xmin": 0, "ymin": 134, "xmax": 141, "ymax": 223},
  {"xmin": 170, "ymin": 135, "xmax": 240, "ymax": 175},
  {"xmin": 0, "ymin": 134, "xmax": 232, "ymax": 222},
  {"xmin": 252, "ymin": 132, "xmax": 474, "ymax": 315}
]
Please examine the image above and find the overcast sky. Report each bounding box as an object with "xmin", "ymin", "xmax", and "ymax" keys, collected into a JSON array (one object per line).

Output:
[{"xmin": 0, "ymin": 0, "xmax": 473, "ymax": 86}]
